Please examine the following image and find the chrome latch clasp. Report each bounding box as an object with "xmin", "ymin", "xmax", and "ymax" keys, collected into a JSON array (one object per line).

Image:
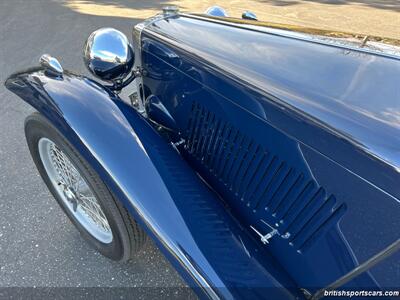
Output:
[{"xmin": 250, "ymin": 220, "xmax": 279, "ymax": 244}]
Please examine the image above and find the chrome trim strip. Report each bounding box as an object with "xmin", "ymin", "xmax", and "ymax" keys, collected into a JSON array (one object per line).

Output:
[{"xmin": 133, "ymin": 13, "xmax": 175, "ymax": 114}]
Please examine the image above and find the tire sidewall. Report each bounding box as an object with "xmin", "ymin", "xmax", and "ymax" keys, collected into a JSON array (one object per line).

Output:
[{"xmin": 25, "ymin": 114, "xmax": 131, "ymax": 261}]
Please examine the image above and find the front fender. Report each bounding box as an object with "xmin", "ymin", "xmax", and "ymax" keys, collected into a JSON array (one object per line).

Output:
[{"xmin": 5, "ymin": 69, "xmax": 300, "ymax": 300}]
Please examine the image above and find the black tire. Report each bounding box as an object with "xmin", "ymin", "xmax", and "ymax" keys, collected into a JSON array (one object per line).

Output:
[{"xmin": 24, "ymin": 112, "xmax": 147, "ymax": 261}]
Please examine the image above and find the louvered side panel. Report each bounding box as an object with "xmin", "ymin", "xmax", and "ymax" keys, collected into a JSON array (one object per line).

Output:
[{"xmin": 183, "ymin": 102, "xmax": 347, "ymax": 253}]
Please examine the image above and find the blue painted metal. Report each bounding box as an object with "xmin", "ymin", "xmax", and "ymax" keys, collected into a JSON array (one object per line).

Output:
[
  {"xmin": 5, "ymin": 69, "xmax": 302, "ymax": 299},
  {"xmin": 145, "ymin": 95, "xmax": 178, "ymax": 131},
  {"xmin": 137, "ymin": 14, "xmax": 400, "ymax": 292},
  {"xmin": 143, "ymin": 15, "xmax": 400, "ymax": 201}
]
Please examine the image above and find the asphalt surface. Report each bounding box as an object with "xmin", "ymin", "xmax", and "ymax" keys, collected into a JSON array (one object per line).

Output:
[{"xmin": 0, "ymin": 0, "xmax": 194, "ymax": 297}]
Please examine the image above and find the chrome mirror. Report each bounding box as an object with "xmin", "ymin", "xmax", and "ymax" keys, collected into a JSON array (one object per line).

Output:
[
  {"xmin": 242, "ymin": 11, "xmax": 258, "ymax": 21},
  {"xmin": 205, "ymin": 6, "xmax": 228, "ymax": 17},
  {"xmin": 83, "ymin": 28, "xmax": 134, "ymax": 83}
]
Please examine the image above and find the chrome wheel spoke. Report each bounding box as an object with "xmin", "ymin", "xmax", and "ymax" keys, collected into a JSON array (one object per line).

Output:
[
  {"xmin": 38, "ymin": 138, "xmax": 113, "ymax": 243},
  {"xmin": 78, "ymin": 194, "xmax": 111, "ymax": 232},
  {"xmin": 50, "ymin": 144, "xmax": 80, "ymax": 189}
]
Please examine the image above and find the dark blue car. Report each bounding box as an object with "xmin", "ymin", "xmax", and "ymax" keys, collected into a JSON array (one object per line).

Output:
[{"xmin": 5, "ymin": 6, "xmax": 400, "ymax": 299}]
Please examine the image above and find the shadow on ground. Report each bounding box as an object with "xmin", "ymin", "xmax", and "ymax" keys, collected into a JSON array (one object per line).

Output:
[
  {"xmin": 255, "ymin": 0, "xmax": 400, "ymax": 11},
  {"xmin": 65, "ymin": 0, "xmax": 174, "ymax": 11},
  {"xmin": 66, "ymin": 0, "xmax": 400, "ymax": 11}
]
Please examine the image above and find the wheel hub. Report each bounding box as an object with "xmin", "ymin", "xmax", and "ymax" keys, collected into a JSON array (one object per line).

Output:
[{"xmin": 61, "ymin": 184, "xmax": 78, "ymax": 211}]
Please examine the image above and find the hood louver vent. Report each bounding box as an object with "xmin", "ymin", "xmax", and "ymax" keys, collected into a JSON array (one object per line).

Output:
[{"xmin": 184, "ymin": 101, "xmax": 347, "ymax": 253}]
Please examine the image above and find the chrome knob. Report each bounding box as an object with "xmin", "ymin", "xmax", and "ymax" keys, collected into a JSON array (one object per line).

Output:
[
  {"xmin": 205, "ymin": 6, "xmax": 228, "ymax": 17},
  {"xmin": 163, "ymin": 6, "xmax": 179, "ymax": 15},
  {"xmin": 242, "ymin": 11, "xmax": 258, "ymax": 21}
]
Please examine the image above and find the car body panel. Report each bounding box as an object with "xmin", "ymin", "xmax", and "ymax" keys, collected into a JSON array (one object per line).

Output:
[
  {"xmin": 5, "ymin": 69, "xmax": 301, "ymax": 299},
  {"xmin": 138, "ymin": 15, "xmax": 400, "ymax": 291},
  {"xmin": 142, "ymin": 15, "xmax": 400, "ymax": 201}
]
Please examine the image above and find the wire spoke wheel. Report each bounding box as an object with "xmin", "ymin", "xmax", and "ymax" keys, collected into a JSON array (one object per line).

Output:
[
  {"xmin": 38, "ymin": 137, "xmax": 113, "ymax": 243},
  {"xmin": 25, "ymin": 113, "xmax": 147, "ymax": 260}
]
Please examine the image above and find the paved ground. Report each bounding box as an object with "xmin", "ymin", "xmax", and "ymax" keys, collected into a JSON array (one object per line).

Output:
[
  {"xmin": 0, "ymin": 0, "xmax": 398, "ymax": 297},
  {"xmin": 0, "ymin": 0, "xmax": 193, "ymax": 297},
  {"xmin": 65, "ymin": 0, "xmax": 400, "ymax": 39}
]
